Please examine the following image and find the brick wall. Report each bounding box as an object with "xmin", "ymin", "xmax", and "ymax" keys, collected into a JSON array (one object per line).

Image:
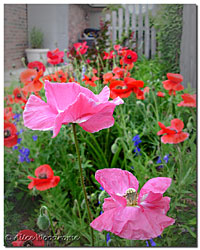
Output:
[
  {"xmin": 68, "ymin": 5, "xmax": 89, "ymax": 48},
  {"xmin": 4, "ymin": 4, "xmax": 28, "ymax": 71}
]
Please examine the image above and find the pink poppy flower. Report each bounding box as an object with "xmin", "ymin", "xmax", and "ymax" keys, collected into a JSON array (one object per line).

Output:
[
  {"xmin": 157, "ymin": 118, "xmax": 189, "ymax": 144},
  {"xmin": 90, "ymin": 168, "xmax": 175, "ymax": 240},
  {"xmin": 23, "ymin": 81, "xmax": 123, "ymax": 137}
]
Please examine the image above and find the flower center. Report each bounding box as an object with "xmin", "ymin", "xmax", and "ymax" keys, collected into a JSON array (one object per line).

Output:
[
  {"xmin": 123, "ymin": 188, "xmax": 138, "ymax": 206},
  {"xmin": 30, "ymin": 76, "xmax": 35, "ymax": 81},
  {"xmin": 38, "ymin": 173, "xmax": 47, "ymax": 179},
  {"xmin": 34, "ymin": 67, "xmax": 39, "ymax": 72},
  {"xmin": 23, "ymin": 240, "xmax": 34, "ymax": 247},
  {"xmin": 17, "ymin": 93, "xmax": 22, "ymax": 98},
  {"xmin": 127, "ymin": 55, "xmax": 132, "ymax": 59},
  {"xmin": 4, "ymin": 129, "xmax": 11, "ymax": 138}
]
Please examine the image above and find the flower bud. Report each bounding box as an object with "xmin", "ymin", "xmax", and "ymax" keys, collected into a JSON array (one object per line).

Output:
[
  {"xmin": 37, "ymin": 214, "xmax": 50, "ymax": 231},
  {"xmin": 111, "ymin": 143, "xmax": 118, "ymax": 154}
]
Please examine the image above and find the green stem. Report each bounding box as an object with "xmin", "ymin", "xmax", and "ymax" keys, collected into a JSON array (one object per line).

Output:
[{"xmin": 72, "ymin": 123, "xmax": 94, "ymax": 246}]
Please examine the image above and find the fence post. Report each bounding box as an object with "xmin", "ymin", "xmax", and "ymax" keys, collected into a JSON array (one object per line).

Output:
[
  {"xmin": 144, "ymin": 5, "xmax": 150, "ymax": 59},
  {"xmin": 180, "ymin": 4, "xmax": 197, "ymax": 89}
]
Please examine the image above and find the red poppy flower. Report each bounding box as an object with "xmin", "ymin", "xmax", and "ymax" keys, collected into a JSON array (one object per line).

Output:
[
  {"xmin": 4, "ymin": 122, "xmax": 18, "ymax": 148},
  {"xmin": 162, "ymin": 73, "xmax": 184, "ymax": 96},
  {"xmin": 53, "ymin": 70, "xmax": 68, "ymax": 83},
  {"xmin": 103, "ymin": 51, "xmax": 115, "ymax": 60},
  {"xmin": 12, "ymin": 230, "xmax": 45, "ymax": 247},
  {"xmin": 20, "ymin": 69, "xmax": 43, "ymax": 93},
  {"xmin": 28, "ymin": 164, "xmax": 60, "ymax": 191},
  {"xmin": 123, "ymin": 50, "xmax": 138, "ymax": 64},
  {"xmin": 83, "ymin": 75, "xmax": 99, "ymax": 87},
  {"xmin": 157, "ymin": 118, "xmax": 189, "ymax": 144},
  {"xmin": 13, "ymin": 88, "xmax": 27, "ymax": 104},
  {"xmin": 5, "ymin": 95, "xmax": 14, "ymax": 105},
  {"xmin": 28, "ymin": 61, "xmax": 46, "ymax": 75},
  {"xmin": 47, "ymin": 48, "xmax": 64, "ymax": 65},
  {"xmin": 177, "ymin": 93, "xmax": 196, "ymax": 107},
  {"xmin": 110, "ymin": 80, "xmax": 132, "ymax": 99},
  {"xmin": 4, "ymin": 107, "xmax": 14, "ymax": 121},
  {"xmin": 103, "ymin": 72, "xmax": 114, "ymax": 84},
  {"xmin": 157, "ymin": 91, "xmax": 165, "ymax": 97},
  {"xmin": 74, "ymin": 41, "xmax": 89, "ymax": 55}
]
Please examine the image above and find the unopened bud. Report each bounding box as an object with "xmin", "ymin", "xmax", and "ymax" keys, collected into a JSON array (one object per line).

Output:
[{"xmin": 37, "ymin": 214, "xmax": 50, "ymax": 231}]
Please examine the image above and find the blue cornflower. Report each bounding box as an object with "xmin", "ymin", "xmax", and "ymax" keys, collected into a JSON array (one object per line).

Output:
[
  {"xmin": 131, "ymin": 166, "xmax": 134, "ymax": 169},
  {"xmin": 14, "ymin": 113, "xmax": 21, "ymax": 122},
  {"xmin": 158, "ymin": 235, "xmax": 162, "ymax": 238},
  {"xmin": 32, "ymin": 135, "xmax": 38, "ymax": 141},
  {"xmin": 18, "ymin": 155, "xmax": 25, "ymax": 163},
  {"xmin": 16, "ymin": 129, "xmax": 24, "ymax": 135},
  {"xmin": 132, "ymin": 135, "xmax": 142, "ymax": 147},
  {"xmin": 156, "ymin": 156, "xmax": 162, "ymax": 164},
  {"xmin": 17, "ymin": 138, "xmax": 22, "ymax": 144},
  {"xmin": 100, "ymin": 186, "xmax": 104, "ymax": 191},
  {"xmin": 133, "ymin": 146, "xmax": 141, "ymax": 156},
  {"xmin": 132, "ymin": 135, "xmax": 142, "ymax": 156},
  {"xmin": 149, "ymin": 238, "xmax": 156, "ymax": 246},
  {"xmin": 18, "ymin": 147, "xmax": 30, "ymax": 163},
  {"xmin": 106, "ymin": 233, "xmax": 111, "ymax": 245},
  {"xmin": 146, "ymin": 238, "xmax": 156, "ymax": 247},
  {"xmin": 100, "ymin": 211, "xmax": 103, "ymax": 215},
  {"xmin": 12, "ymin": 145, "xmax": 18, "ymax": 150},
  {"xmin": 163, "ymin": 154, "xmax": 170, "ymax": 163}
]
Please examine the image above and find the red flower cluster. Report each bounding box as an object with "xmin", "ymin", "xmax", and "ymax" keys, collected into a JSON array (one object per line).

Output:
[
  {"xmin": 28, "ymin": 164, "xmax": 60, "ymax": 191},
  {"xmin": 162, "ymin": 73, "xmax": 184, "ymax": 96},
  {"xmin": 157, "ymin": 118, "xmax": 189, "ymax": 144},
  {"xmin": 74, "ymin": 41, "xmax": 89, "ymax": 55},
  {"xmin": 47, "ymin": 48, "xmax": 64, "ymax": 65}
]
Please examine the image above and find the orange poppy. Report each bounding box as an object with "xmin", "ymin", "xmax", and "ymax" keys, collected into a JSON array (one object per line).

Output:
[
  {"xmin": 103, "ymin": 72, "xmax": 114, "ymax": 84},
  {"xmin": 20, "ymin": 69, "xmax": 43, "ymax": 93}
]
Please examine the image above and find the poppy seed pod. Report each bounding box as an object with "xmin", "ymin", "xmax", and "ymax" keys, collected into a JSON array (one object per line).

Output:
[{"xmin": 37, "ymin": 214, "xmax": 50, "ymax": 231}]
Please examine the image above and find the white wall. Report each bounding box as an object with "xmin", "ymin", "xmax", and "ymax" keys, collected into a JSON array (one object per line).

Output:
[{"xmin": 27, "ymin": 4, "xmax": 69, "ymax": 50}]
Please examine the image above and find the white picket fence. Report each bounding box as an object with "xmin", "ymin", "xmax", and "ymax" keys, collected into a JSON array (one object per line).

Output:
[{"xmin": 105, "ymin": 4, "xmax": 157, "ymax": 59}]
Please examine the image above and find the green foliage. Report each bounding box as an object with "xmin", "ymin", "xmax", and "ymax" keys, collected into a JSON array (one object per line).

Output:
[
  {"xmin": 154, "ymin": 4, "xmax": 184, "ymax": 73},
  {"xmin": 4, "ymin": 54, "xmax": 196, "ymax": 246},
  {"xmin": 30, "ymin": 27, "xmax": 44, "ymax": 49}
]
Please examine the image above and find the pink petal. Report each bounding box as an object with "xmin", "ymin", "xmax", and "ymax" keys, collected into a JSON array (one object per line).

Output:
[
  {"xmin": 23, "ymin": 95, "xmax": 57, "ymax": 131},
  {"xmin": 95, "ymin": 169, "xmax": 139, "ymax": 205},
  {"xmin": 103, "ymin": 197, "xmax": 118, "ymax": 211},
  {"xmin": 90, "ymin": 208, "xmax": 116, "ymax": 232},
  {"xmin": 96, "ymin": 86, "xmax": 110, "ymax": 102},
  {"xmin": 44, "ymin": 81, "xmax": 99, "ymax": 112},
  {"xmin": 79, "ymin": 100, "xmax": 123, "ymax": 133},
  {"xmin": 139, "ymin": 177, "xmax": 172, "ymax": 201}
]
